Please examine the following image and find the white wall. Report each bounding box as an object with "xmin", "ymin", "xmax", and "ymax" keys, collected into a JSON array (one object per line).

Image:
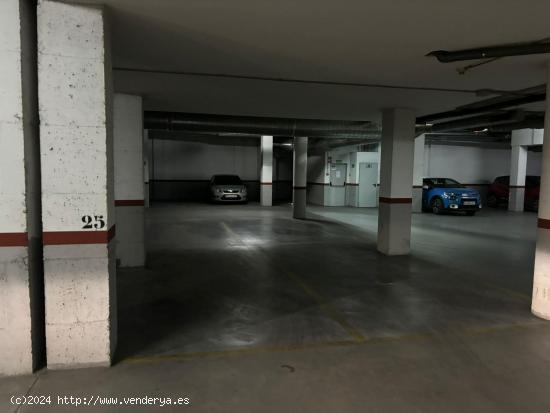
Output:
[
  {"xmin": 425, "ymin": 145, "xmax": 508, "ymax": 184},
  {"xmin": 424, "ymin": 145, "xmax": 542, "ymax": 184},
  {"xmin": 528, "ymin": 151, "xmax": 542, "ymax": 175},
  {"xmin": 153, "ymin": 140, "xmax": 259, "ymax": 180}
]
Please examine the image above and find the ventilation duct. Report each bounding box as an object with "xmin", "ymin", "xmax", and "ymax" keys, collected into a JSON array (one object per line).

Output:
[
  {"xmin": 144, "ymin": 111, "xmax": 381, "ymax": 138},
  {"xmin": 427, "ymin": 42, "xmax": 550, "ymax": 63}
]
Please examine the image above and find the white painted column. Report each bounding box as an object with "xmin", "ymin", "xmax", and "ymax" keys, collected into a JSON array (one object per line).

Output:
[
  {"xmin": 293, "ymin": 137, "xmax": 308, "ymax": 219},
  {"xmin": 0, "ymin": 0, "xmax": 43, "ymax": 376},
  {"xmin": 508, "ymin": 141, "xmax": 528, "ymax": 212},
  {"xmin": 260, "ymin": 135, "xmax": 273, "ymax": 206},
  {"xmin": 412, "ymin": 134, "xmax": 425, "ymax": 213},
  {"xmin": 532, "ymin": 67, "xmax": 550, "ymax": 320},
  {"xmin": 114, "ymin": 94, "xmax": 145, "ymax": 267},
  {"xmin": 377, "ymin": 108, "xmax": 415, "ymax": 255},
  {"xmin": 38, "ymin": 0, "xmax": 116, "ymax": 368}
]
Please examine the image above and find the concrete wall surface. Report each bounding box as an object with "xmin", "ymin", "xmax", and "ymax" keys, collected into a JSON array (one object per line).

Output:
[{"xmin": 0, "ymin": 0, "xmax": 43, "ymax": 376}]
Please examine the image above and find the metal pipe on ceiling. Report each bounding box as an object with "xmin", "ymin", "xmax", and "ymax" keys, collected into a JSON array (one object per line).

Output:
[
  {"xmin": 430, "ymin": 110, "xmax": 525, "ymax": 133},
  {"xmin": 417, "ymin": 91, "xmax": 545, "ymax": 124},
  {"xmin": 427, "ymin": 42, "xmax": 550, "ymax": 63},
  {"xmin": 144, "ymin": 111, "xmax": 381, "ymax": 138}
]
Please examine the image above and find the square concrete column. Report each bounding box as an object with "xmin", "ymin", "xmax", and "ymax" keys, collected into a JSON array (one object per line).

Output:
[
  {"xmin": 260, "ymin": 135, "xmax": 273, "ymax": 206},
  {"xmin": 377, "ymin": 108, "xmax": 415, "ymax": 255},
  {"xmin": 293, "ymin": 137, "xmax": 308, "ymax": 219},
  {"xmin": 114, "ymin": 94, "xmax": 145, "ymax": 267},
  {"xmin": 412, "ymin": 133, "xmax": 425, "ymax": 213},
  {"xmin": 508, "ymin": 142, "xmax": 527, "ymax": 212},
  {"xmin": 38, "ymin": 0, "xmax": 116, "ymax": 368},
  {"xmin": 0, "ymin": 0, "xmax": 44, "ymax": 376},
  {"xmin": 532, "ymin": 66, "xmax": 550, "ymax": 320}
]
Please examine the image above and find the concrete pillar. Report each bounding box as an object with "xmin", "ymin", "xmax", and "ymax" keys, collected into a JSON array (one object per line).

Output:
[
  {"xmin": 144, "ymin": 130, "xmax": 150, "ymax": 208},
  {"xmin": 114, "ymin": 94, "xmax": 145, "ymax": 267},
  {"xmin": 260, "ymin": 135, "xmax": 273, "ymax": 206},
  {"xmin": 508, "ymin": 142, "xmax": 528, "ymax": 212},
  {"xmin": 0, "ymin": 0, "xmax": 44, "ymax": 376},
  {"xmin": 377, "ymin": 108, "xmax": 415, "ymax": 255},
  {"xmin": 532, "ymin": 67, "xmax": 550, "ymax": 320},
  {"xmin": 38, "ymin": 0, "xmax": 116, "ymax": 368},
  {"xmin": 293, "ymin": 137, "xmax": 308, "ymax": 219},
  {"xmin": 412, "ymin": 133, "xmax": 425, "ymax": 213}
]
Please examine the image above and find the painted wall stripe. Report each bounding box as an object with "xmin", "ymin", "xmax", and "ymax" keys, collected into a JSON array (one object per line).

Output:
[
  {"xmin": 115, "ymin": 199, "xmax": 145, "ymax": 207},
  {"xmin": 538, "ymin": 218, "xmax": 550, "ymax": 230},
  {"xmin": 0, "ymin": 232, "xmax": 28, "ymax": 247},
  {"xmin": 43, "ymin": 225, "xmax": 116, "ymax": 245},
  {"xmin": 379, "ymin": 197, "xmax": 413, "ymax": 204},
  {"xmin": 509, "ymin": 185, "xmax": 526, "ymax": 189},
  {"xmin": 260, "ymin": 182, "xmax": 273, "ymax": 185}
]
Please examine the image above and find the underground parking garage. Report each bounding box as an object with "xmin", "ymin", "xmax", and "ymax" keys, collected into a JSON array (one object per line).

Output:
[{"xmin": 4, "ymin": 0, "xmax": 550, "ymax": 412}]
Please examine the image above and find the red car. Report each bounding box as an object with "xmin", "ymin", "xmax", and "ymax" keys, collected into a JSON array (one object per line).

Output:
[{"xmin": 487, "ymin": 175, "xmax": 540, "ymax": 211}]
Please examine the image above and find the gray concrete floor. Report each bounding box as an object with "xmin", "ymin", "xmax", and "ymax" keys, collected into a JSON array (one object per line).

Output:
[{"xmin": 3, "ymin": 203, "xmax": 550, "ymax": 412}]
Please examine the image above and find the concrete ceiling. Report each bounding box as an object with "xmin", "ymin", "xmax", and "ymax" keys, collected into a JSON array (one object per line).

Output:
[{"xmin": 67, "ymin": 0, "xmax": 550, "ymax": 121}]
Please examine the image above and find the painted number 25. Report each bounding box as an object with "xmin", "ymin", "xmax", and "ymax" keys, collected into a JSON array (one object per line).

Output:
[{"xmin": 82, "ymin": 215, "xmax": 106, "ymax": 229}]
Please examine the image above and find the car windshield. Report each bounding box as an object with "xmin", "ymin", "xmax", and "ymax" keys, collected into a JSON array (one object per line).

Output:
[
  {"xmin": 425, "ymin": 178, "xmax": 464, "ymax": 188},
  {"xmin": 212, "ymin": 175, "xmax": 242, "ymax": 185}
]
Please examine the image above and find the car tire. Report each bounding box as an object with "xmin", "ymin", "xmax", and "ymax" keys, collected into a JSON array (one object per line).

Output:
[
  {"xmin": 487, "ymin": 194, "xmax": 498, "ymax": 208},
  {"xmin": 431, "ymin": 197, "xmax": 444, "ymax": 215}
]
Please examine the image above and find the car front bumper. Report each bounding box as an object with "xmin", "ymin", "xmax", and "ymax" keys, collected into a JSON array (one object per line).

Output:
[
  {"xmin": 445, "ymin": 199, "xmax": 481, "ymax": 211},
  {"xmin": 212, "ymin": 194, "xmax": 247, "ymax": 202}
]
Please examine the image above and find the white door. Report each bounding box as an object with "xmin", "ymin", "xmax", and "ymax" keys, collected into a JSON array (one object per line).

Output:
[
  {"xmin": 358, "ymin": 162, "xmax": 378, "ymax": 207},
  {"xmin": 328, "ymin": 163, "xmax": 347, "ymax": 206}
]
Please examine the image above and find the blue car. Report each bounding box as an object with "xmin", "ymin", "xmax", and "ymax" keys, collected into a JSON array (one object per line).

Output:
[{"xmin": 422, "ymin": 178, "xmax": 481, "ymax": 215}]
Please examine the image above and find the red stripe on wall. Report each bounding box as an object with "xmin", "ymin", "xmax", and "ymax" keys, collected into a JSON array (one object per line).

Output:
[
  {"xmin": 307, "ymin": 182, "xmax": 329, "ymax": 186},
  {"xmin": 538, "ymin": 219, "xmax": 550, "ymax": 230},
  {"xmin": 379, "ymin": 197, "xmax": 413, "ymax": 204},
  {"xmin": 346, "ymin": 183, "xmax": 359, "ymax": 186},
  {"xmin": 0, "ymin": 232, "xmax": 28, "ymax": 247},
  {"xmin": 43, "ymin": 225, "xmax": 116, "ymax": 245},
  {"xmin": 115, "ymin": 199, "xmax": 145, "ymax": 207},
  {"xmin": 260, "ymin": 182, "xmax": 273, "ymax": 185},
  {"xmin": 509, "ymin": 185, "xmax": 526, "ymax": 189}
]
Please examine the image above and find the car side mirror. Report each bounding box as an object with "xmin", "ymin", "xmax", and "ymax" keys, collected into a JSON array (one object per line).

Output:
[{"xmin": 422, "ymin": 185, "xmax": 430, "ymax": 190}]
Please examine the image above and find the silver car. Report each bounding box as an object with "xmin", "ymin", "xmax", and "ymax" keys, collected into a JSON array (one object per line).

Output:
[{"xmin": 210, "ymin": 175, "xmax": 248, "ymax": 203}]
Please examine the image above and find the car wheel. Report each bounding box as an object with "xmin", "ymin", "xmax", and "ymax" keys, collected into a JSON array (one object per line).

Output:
[
  {"xmin": 487, "ymin": 194, "xmax": 497, "ymax": 208},
  {"xmin": 431, "ymin": 197, "xmax": 444, "ymax": 215}
]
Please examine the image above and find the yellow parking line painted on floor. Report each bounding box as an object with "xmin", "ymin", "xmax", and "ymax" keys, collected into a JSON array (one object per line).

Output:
[
  {"xmin": 221, "ymin": 221, "xmax": 240, "ymax": 240},
  {"xmin": 123, "ymin": 340, "xmax": 358, "ymax": 365},
  {"xmin": 122, "ymin": 321, "xmax": 548, "ymax": 366},
  {"xmin": 480, "ymin": 281, "xmax": 531, "ymax": 303},
  {"xmin": 284, "ymin": 270, "xmax": 366, "ymax": 343}
]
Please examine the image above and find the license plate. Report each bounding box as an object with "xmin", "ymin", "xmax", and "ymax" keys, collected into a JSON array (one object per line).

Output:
[
  {"xmin": 225, "ymin": 194, "xmax": 238, "ymax": 198},
  {"xmin": 463, "ymin": 201, "xmax": 475, "ymax": 206}
]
